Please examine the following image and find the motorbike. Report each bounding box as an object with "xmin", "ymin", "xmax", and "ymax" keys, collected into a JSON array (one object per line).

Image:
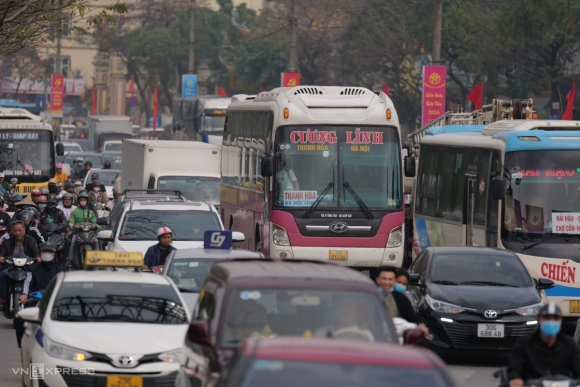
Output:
[
  {"xmin": 495, "ymin": 367, "xmax": 580, "ymax": 387},
  {"xmin": 44, "ymin": 223, "xmax": 68, "ymax": 266},
  {"xmin": 3, "ymin": 255, "xmax": 36, "ymax": 319},
  {"xmin": 94, "ymin": 203, "xmax": 110, "ymax": 219},
  {"xmin": 71, "ymin": 222, "xmax": 99, "ymax": 270}
]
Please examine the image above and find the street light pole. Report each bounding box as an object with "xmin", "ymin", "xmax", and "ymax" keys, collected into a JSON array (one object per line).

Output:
[
  {"xmin": 432, "ymin": 0, "xmax": 443, "ymax": 63},
  {"xmin": 188, "ymin": 0, "xmax": 196, "ymax": 74},
  {"xmin": 287, "ymin": 0, "xmax": 298, "ymax": 72}
]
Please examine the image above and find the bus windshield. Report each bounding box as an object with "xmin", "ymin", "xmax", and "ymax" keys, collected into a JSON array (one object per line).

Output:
[
  {"xmin": 274, "ymin": 126, "xmax": 401, "ymax": 210},
  {"xmin": 202, "ymin": 114, "xmax": 225, "ymax": 134},
  {"xmin": 0, "ymin": 130, "xmax": 54, "ymax": 182},
  {"xmin": 502, "ymin": 150, "xmax": 580, "ymax": 259}
]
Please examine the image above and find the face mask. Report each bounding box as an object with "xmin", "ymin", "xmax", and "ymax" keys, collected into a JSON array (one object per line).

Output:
[
  {"xmin": 393, "ymin": 283, "xmax": 407, "ymax": 293},
  {"xmin": 38, "ymin": 204, "xmax": 46, "ymax": 210},
  {"xmin": 41, "ymin": 252, "xmax": 55, "ymax": 262},
  {"xmin": 94, "ymin": 187, "xmax": 100, "ymax": 192},
  {"xmin": 540, "ymin": 321, "xmax": 561, "ymax": 337}
]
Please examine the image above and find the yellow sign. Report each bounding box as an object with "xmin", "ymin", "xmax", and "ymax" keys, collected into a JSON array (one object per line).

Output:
[
  {"xmin": 329, "ymin": 250, "xmax": 348, "ymax": 261},
  {"xmin": 107, "ymin": 375, "xmax": 143, "ymax": 387},
  {"xmin": 429, "ymin": 73, "xmax": 441, "ymax": 85},
  {"xmin": 84, "ymin": 251, "xmax": 143, "ymax": 267},
  {"xmin": 570, "ymin": 300, "xmax": 580, "ymax": 313}
]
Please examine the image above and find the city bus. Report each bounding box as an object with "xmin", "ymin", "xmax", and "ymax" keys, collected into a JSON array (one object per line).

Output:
[
  {"xmin": 412, "ymin": 119, "xmax": 580, "ymax": 316},
  {"xmin": 0, "ymin": 108, "xmax": 63, "ymax": 196},
  {"xmin": 220, "ymin": 86, "xmax": 414, "ymax": 269}
]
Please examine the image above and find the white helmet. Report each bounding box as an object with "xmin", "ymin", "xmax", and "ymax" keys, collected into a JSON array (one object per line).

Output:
[{"xmin": 157, "ymin": 226, "xmax": 172, "ymax": 238}]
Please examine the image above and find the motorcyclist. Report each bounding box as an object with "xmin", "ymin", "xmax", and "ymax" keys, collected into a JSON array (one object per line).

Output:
[
  {"xmin": 48, "ymin": 178, "xmax": 58, "ymax": 195},
  {"xmin": 143, "ymin": 227, "xmax": 176, "ymax": 270},
  {"xmin": 68, "ymin": 191, "xmax": 99, "ymax": 263},
  {"xmin": 54, "ymin": 163, "xmax": 68, "ymax": 184},
  {"xmin": 0, "ymin": 221, "xmax": 41, "ymax": 309},
  {"xmin": 40, "ymin": 196, "xmax": 67, "ymax": 226},
  {"xmin": 109, "ymin": 187, "xmax": 123, "ymax": 208},
  {"xmin": 16, "ymin": 242, "xmax": 65, "ymax": 347},
  {"xmin": 0, "ymin": 195, "xmax": 11, "ymax": 227},
  {"xmin": 70, "ymin": 157, "xmax": 84, "ymax": 180},
  {"xmin": 30, "ymin": 189, "xmax": 42, "ymax": 204},
  {"xmin": 39, "ymin": 186, "xmax": 49, "ymax": 197},
  {"xmin": 507, "ymin": 302, "xmax": 580, "ymax": 386},
  {"xmin": 89, "ymin": 181, "xmax": 109, "ymax": 206},
  {"xmin": 6, "ymin": 193, "xmax": 22, "ymax": 212},
  {"xmin": 19, "ymin": 210, "xmax": 45, "ymax": 246},
  {"xmin": 78, "ymin": 160, "xmax": 92, "ymax": 181},
  {"xmin": 11, "ymin": 197, "xmax": 38, "ymax": 222},
  {"xmin": 57, "ymin": 193, "xmax": 77, "ymax": 220},
  {"xmin": 36, "ymin": 195, "xmax": 47, "ymax": 211},
  {"xmin": 85, "ymin": 172, "xmax": 107, "ymax": 193}
]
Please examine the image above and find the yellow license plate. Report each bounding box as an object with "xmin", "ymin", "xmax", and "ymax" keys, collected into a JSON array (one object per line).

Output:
[
  {"xmin": 107, "ymin": 375, "xmax": 143, "ymax": 387},
  {"xmin": 329, "ymin": 250, "xmax": 348, "ymax": 260},
  {"xmin": 570, "ymin": 301, "xmax": 580, "ymax": 313}
]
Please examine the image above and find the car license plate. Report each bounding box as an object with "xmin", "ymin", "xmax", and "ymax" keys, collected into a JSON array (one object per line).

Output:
[
  {"xmin": 107, "ymin": 375, "xmax": 143, "ymax": 387},
  {"xmin": 570, "ymin": 301, "xmax": 580, "ymax": 313},
  {"xmin": 477, "ymin": 324, "xmax": 504, "ymax": 338},
  {"xmin": 329, "ymin": 250, "xmax": 348, "ymax": 260}
]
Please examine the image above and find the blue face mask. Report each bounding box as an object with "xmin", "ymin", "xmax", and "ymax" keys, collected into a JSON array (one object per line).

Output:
[
  {"xmin": 540, "ymin": 321, "xmax": 561, "ymax": 337},
  {"xmin": 393, "ymin": 283, "xmax": 407, "ymax": 293}
]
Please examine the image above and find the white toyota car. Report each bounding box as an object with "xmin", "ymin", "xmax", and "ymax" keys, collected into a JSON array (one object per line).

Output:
[{"xmin": 18, "ymin": 252, "xmax": 191, "ymax": 387}]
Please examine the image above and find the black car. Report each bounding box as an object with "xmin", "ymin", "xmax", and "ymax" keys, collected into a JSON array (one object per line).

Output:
[{"xmin": 408, "ymin": 246, "xmax": 554, "ymax": 352}]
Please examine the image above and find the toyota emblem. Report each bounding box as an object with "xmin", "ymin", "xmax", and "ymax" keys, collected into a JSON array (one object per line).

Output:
[
  {"xmin": 329, "ymin": 222, "xmax": 348, "ymax": 233},
  {"xmin": 118, "ymin": 356, "xmax": 134, "ymax": 367},
  {"xmin": 484, "ymin": 310, "xmax": 498, "ymax": 319}
]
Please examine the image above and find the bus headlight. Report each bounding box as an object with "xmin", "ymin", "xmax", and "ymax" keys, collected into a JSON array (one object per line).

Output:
[
  {"xmin": 387, "ymin": 226, "xmax": 403, "ymax": 248},
  {"xmin": 273, "ymin": 224, "xmax": 290, "ymax": 246}
]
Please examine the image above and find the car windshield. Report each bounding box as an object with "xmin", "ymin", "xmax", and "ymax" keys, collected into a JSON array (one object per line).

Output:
[
  {"xmin": 202, "ymin": 115, "xmax": 226, "ymax": 133},
  {"xmin": 239, "ymin": 360, "xmax": 448, "ymax": 387},
  {"xmin": 86, "ymin": 170, "xmax": 120, "ymax": 186},
  {"xmin": 50, "ymin": 282, "xmax": 188, "ymax": 324},
  {"xmin": 221, "ymin": 289, "xmax": 394, "ymax": 347},
  {"xmin": 101, "ymin": 152, "xmax": 122, "ymax": 164},
  {"xmin": 119, "ymin": 210, "xmax": 221, "ymax": 241},
  {"xmin": 72, "ymin": 140, "xmax": 94, "ymax": 151},
  {"xmin": 430, "ymin": 253, "xmax": 533, "ymax": 287},
  {"xmin": 112, "ymin": 159, "xmax": 122, "ymax": 169},
  {"xmin": 274, "ymin": 126, "xmax": 401, "ymax": 210},
  {"xmin": 104, "ymin": 143, "xmax": 122, "ymax": 152},
  {"xmin": 157, "ymin": 176, "xmax": 220, "ymax": 203},
  {"xmin": 63, "ymin": 144, "xmax": 81, "ymax": 152},
  {"xmin": 63, "ymin": 154, "xmax": 104, "ymax": 168},
  {"xmin": 165, "ymin": 258, "xmax": 215, "ymax": 292}
]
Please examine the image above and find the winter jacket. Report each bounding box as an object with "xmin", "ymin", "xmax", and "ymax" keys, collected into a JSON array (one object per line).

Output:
[
  {"xmin": 0, "ymin": 235, "xmax": 40, "ymax": 259},
  {"xmin": 68, "ymin": 206, "xmax": 98, "ymax": 229},
  {"xmin": 40, "ymin": 208, "xmax": 68, "ymax": 226},
  {"xmin": 22, "ymin": 261, "xmax": 66, "ymax": 295},
  {"xmin": 144, "ymin": 243, "xmax": 176, "ymax": 268}
]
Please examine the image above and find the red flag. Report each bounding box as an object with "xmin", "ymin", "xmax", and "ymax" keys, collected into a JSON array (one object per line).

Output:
[
  {"xmin": 218, "ymin": 85, "xmax": 227, "ymax": 97},
  {"xmin": 153, "ymin": 87, "xmax": 158, "ymax": 131},
  {"xmin": 91, "ymin": 86, "xmax": 96, "ymax": 115},
  {"xmin": 467, "ymin": 82, "xmax": 483, "ymax": 110},
  {"xmin": 129, "ymin": 76, "xmax": 135, "ymax": 97},
  {"xmin": 259, "ymin": 85, "xmax": 264, "ymax": 93},
  {"xmin": 563, "ymin": 83, "xmax": 575, "ymax": 120},
  {"xmin": 383, "ymin": 83, "xmax": 390, "ymax": 95}
]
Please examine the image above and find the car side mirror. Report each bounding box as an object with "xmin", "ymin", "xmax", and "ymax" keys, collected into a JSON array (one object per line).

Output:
[
  {"xmin": 96, "ymin": 217, "xmax": 109, "ymax": 226},
  {"xmin": 105, "ymin": 206, "xmax": 112, "ymax": 212},
  {"xmin": 491, "ymin": 175, "xmax": 507, "ymax": 200},
  {"xmin": 16, "ymin": 307, "xmax": 41, "ymax": 324},
  {"xmin": 97, "ymin": 230, "xmax": 113, "ymax": 241},
  {"xmin": 403, "ymin": 328, "xmax": 426, "ymax": 346},
  {"xmin": 260, "ymin": 156, "xmax": 274, "ymax": 178},
  {"xmin": 537, "ymin": 278, "xmax": 555, "ymax": 290},
  {"xmin": 232, "ymin": 231, "xmax": 246, "ymax": 243},
  {"xmin": 188, "ymin": 320, "xmax": 212, "ymax": 347},
  {"xmin": 56, "ymin": 143, "xmax": 65, "ymax": 156},
  {"xmin": 404, "ymin": 156, "xmax": 416, "ymax": 178}
]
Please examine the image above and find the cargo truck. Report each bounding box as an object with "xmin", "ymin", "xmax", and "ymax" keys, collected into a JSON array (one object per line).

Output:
[
  {"xmin": 172, "ymin": 96, "xmax": 231, "ymax": 144},
  {"xmin": 121, "ymin": 139, "xmax": 221, "ymax": 206},
  {"xmin": 88, "ymin": 115, "xmax": 133, "ymax": 152}
]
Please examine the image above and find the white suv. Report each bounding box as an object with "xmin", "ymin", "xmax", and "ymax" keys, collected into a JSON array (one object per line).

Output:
[{"xmin": 97, "ymin": 200, "xmax": 239, "ymax": 256}]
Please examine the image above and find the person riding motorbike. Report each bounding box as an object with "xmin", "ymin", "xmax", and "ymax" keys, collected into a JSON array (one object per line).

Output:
[
  {"xmin": 68, "ymin": 191, "xmax": 99, "ymax": 263},
  {"xmin": 19, "ymin": 210, "xmax": 45, "ymax": 246},
  {"xmin": 39, "ymin": 186, "xmax": 49, "ymax": 196},
  {"xmin": 89, "ymin": 181, "xmax": 109, "ymax": 206},
  {"xmin": 6, "ymin": 193, "xmax": 22, "ymax": 212},
  {"xmin": 0, "ymin": 194, "xmax": 11, "ymax": 227},
  {"xmin": 0, "ymin": 221, "xmax": 41, "ymax": 309},
  {"xmin": 15, "ymin": 242, "xmax": 65, "ymax": 347},
  {"xmin": 507, "ymin": 302, "xmax": 580, "ymax": 387},
  {"xmin": 70, "ymin": 157, "xmax": 84, "ymax": 180},
  {"xmin": 143, "ymin": 227, "xmax": 176, "ymax": 270},
  {"xmin": 57, "ymin": 193, "xmax": 77, "ymax": 220},
  {"xmin": 36, "ymin": 195, "xmax": 47, "ymax": 211},
  {"xmin": 40, "ymin": 196, "xmax": 67, "ymax": 226},
  {"xmin": 109, "ymin": 187, "xmax": 123, "ymax": 208},
  {"xmin": 85, "ymin": 172, "xmax": 107, "ymax": 193},
  {"xmin": 48, "ymin": 178, "xmax": 58, "ymax": 195},
  {"xmin": 30, "ymin": 189, "xmax": 42, "ymax": 204}
]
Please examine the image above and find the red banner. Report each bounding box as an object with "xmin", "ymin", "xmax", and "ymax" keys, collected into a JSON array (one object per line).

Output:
[
  {"xmin": 50, "ymin": 74, "xmax": 64, "ymax": 118},
  {"xmin": 421, "ymin": 66, "xmax": 446, "ymax": 126},
  {"xmin": 281, "ymin": 72, "xmax": 300, "ymax": 87}
]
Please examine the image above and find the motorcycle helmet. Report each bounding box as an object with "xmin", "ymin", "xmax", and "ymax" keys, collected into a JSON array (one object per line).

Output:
[
  {"xmin": 65, "ymin": 181, "xmax": 75, "ymax": 189},
  {"xmin": 62, "ymin": 192, "xmax": 74, "ymax": 201},
  {"xmin": 27, "ymin": 207, "xmax": 39, "ymax": 219},
  {"xmin": 77, "ymin": 191, "xmax": 89, "ymax": 206},
  {"xmin": 12, "ymin": 194, "xmax": 22, "ymax": 203},
  {"xmin": 157, "ymin": 226, "xmax": 172, "ymax": 238},
  {"xmin": 20, "ymin": 209, "xmax": 34, "ymax": 224},
  {"xmin": 37, "ymin": 195, "xmax": 47, "ymax": 210},
  {"xmin": 39, "ymin": 186, "xmax": 49, "ymax": 195},
  {"xmin": 39, "ymin": 242, "xmax": 57, "ymax": 252},
  {"xmin": 46, "ymin": 195, "xmax": 57, "ymax": 209},
  {"xmin": 31, "ymin": 189, "xmax": 41, "ymax": 197}
]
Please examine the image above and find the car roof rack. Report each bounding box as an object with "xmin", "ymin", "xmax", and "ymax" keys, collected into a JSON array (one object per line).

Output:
[{"xmin": 122, "ymin": 189, "xmax": 185, "ymax": 200}]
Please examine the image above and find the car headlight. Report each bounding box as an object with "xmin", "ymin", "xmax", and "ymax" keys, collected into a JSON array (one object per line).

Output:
[
  {"xmin": 273, "ymin": 224, "xmax": 290, "ymax": 246},
  {"xmin": 516, "ymin": 301, "xmax": 544, "ymax": 316},
  {"xmin": 43, "ymin": 335, "xmax": 92, "ymax": 361},
  {"xmin": 158, "ymin": 349, "xmax": 181, "ymax": 363},
  {"xmin": 387, "ymin": 226, "xmax": 403, "ymax": 248},
  {"xmin": 426, "ymin": 294, "xmax": 465, "ymax": 314}
]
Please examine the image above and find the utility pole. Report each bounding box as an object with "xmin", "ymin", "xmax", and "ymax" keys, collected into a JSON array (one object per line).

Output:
[
  {"xmin": 432, "ymin": 0, "xmax": 443, "ymax": 63},
  {"xmin": 188, "ymin": 0, "xmax": 196, "ymax": 74},
  {"xmin": 287, "ymin": 0, "xmax": 298, "ymax": 72},
  {"xmin": 55, "ymin": 22, "xmax": 62, "ymax": 75}
]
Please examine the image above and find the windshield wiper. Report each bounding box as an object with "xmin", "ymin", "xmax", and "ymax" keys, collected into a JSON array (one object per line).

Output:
[
  {"xmin": 342, "ymin": 182, "xmax": 373, "ymax": 220},
  {"xmin": 303, "ymin": 182, "xmax": 334, "ymax": 219},
  {"xmin": 430, "ymin": 280, "xmax": 459, "ymax": 285},
  {"xmin": 460, "ymin": 281, "xmax": 518, "ymax": 288}
]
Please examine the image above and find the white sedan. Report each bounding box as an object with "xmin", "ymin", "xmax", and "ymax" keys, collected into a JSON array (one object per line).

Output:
[{"xmin": 18, "ymin": 253, "xmax": 190, "ymax": 387}]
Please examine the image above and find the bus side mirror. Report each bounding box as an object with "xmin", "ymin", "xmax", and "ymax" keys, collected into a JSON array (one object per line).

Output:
[
  {"xmin": 56, "ymin": 143, "xmax": 64, "ymax": 156},
  {"xmin": 491, "ymin": 175, "xmax": 506, "ymax": 200},
  {"xmin": 261, "ymin": 156, "xmax": 274, "ymax": 178},
  {"xmin": 404, "ymin": 156, "xmax": 416, "ymax": 178}
]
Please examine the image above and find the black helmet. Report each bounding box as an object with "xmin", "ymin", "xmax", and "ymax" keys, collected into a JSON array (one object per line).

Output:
[
  {"xmin": 65, "ymin": 181, "xmax": 75, "ymax": 189},
  {"xmin": 91, "ymin": 173, "xmax": 99, "ymax": 179},
  {"xmin": 39, "ymin": 242, "xmax": 57, "ymax": 252},
  {"xmin": 47, "ymin": 195, "xmax": 57, "ymax": 205}
]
